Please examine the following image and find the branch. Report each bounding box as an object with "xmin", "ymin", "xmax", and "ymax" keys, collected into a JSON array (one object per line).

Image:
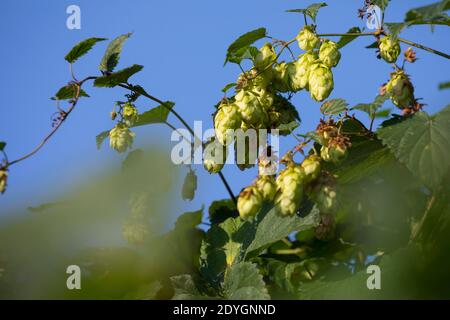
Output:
[{"xmin": 398, "ymin": 37, "xmax": 450, "ymax": 60}]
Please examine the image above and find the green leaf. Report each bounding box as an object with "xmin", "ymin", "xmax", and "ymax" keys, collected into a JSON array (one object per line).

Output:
[
  {"xmin": 65, "ymin": 37, "xmax": 107, "ymax": 63},
  {"xmin": 385, "ymin": 22, "xmax": 409, "ymax": 38},
  {"xmin": 222, "ymin": 262, "xmax": 270, "ymax": 300},
  {"xmin": 225, "ymin": 28, "xmax": 266, "ymax": 65},
  {"xmin": 222, "ymin": 83, "xmax": 237, "ymax": 93},
  {"xmin": 366, "ymin": 41, "xmax": 379, "ymax": 49},
  {"xmin": 337, "ymin": 27, "xmax": 361, "ymax": 49},
  {"xmin": 372, "ymin": 0, "xmax": 390, "ymax": 12},
  {"xmin": 286, "ymin": 3, "xmax": 328, "ymax": 22},
  {"xmin": 439, "ymin": 81, "xmax": 450, "ymax": 90},
  {"xmin": 96, "ymin": 130, "xmax": 109, "ymax": 150},
  {"xmin": 171, "ymin": 275, "xmax": 209, "ymax": 300},
  {"xmin": 99, "ymin": 33, "xmax": 132, "ymax": 72},
  {"xmin": 320, "ymin": 99, "xmax": 349, "ymax": 116},
  {"xmin": 175, "ymin": 207, "xmax": 203, "ymax": 230},
  {"xmin": 374, "ymin": 108, "xmax": 392, "ymax": 118},
  {"xmin": 378, "ymin": 106, "xmax": 450, "ymax": 189},
  {"xmin": 405, "ymin": 0, "xmax": 450, "ymax": 26},
  {"xmin": 52, "ymin": 84, "xmax": 89, "ymax": 100},
  {"xmin": 276, "ymin": 121, "xmax": 299, "ymax": 133},
  {"xmin": 352, "ymin": 95, "xmax": 388, "ymax": 118},
  {"xmin": 132, "ymin": 101, "xmax": 174, "ymax": 127},
  {"xmin": 208, "ymin": 199, "xmax": 239, "ymax": 225},
  {"xmin": 94, "ymin": 64, "xmax": 143, "ymax": 88},
  {"xmin": 0, "ymin": 142, "xmax": 6, "ymax": 151},
  {"xmin": 245, "ymin": 205, "xmax": 320, "ymax": 256}
]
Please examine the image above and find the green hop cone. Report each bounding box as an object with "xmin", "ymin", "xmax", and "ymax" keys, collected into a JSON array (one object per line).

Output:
[
  {"xmin": 296, "ymin": 26, "xmax": 320, "ymax": 51},
  {"xmin": 237, "ymin": 185, "xmax": 263, "ymax": 220},
  {"xmin": 312, "ymin": 180, "xmax": 338, "ymax": 214},
  {"xmin": 301, "ymin": 155, "xmax": 321, "ymax": 182},
  {"xmin": 273, "ymin": 62, "xmax": 290, "ymax": 93},
  {"xmin": 109, "ymin": 124, "xmax": 135, "ymax": 153},
  {"xmin": 122, "ymin": 220, "xmax": 149, "ymax": 245},
  {"xmin": 254, "ymin": 43, "xmax": 277, "ymax": 71},
  {"xmin": 237, "ymin": 69, "xmax": 272, "ymax": 91},
  {"xmin": 182, "ymin": 169, "xmax": 197, "ymax": 201},
  {"xmin": 214, "ymin": 103, "xmax": 242, "ymax": 145},
  {"xmin": 203, "ymin": 139, "xmax": 227, "ymax": 174},
  {"xmin": 235, "ymin": 90, "xmax": 269, "ymax": 128},
  {"xmin": 255, "ymin": 175, "xmax": 277, "ymax": 201},
  {"xmin": 308, "ymin": 62, "xmax": 334, "ymax": 102},
  {"xmin": 290, "ymin": 51, "xmax": 318, "ymax": 91},
  {"xmin": 122, "ymin": 102, "xmax": 138, "ymax": 126},
  {"xmin": 379, "ymin": 36, "xmax": 401, "ymax": 63},
  {"xmin": 319, "ymin": 40, "xmax": 341, "ymax": 68},
  {"xmin": 275, "ymin": 165, "xmax": 305, "ymax": 216},
  {"xmin": 385, "ymin": 70, "xmax": 415, "ymax": 109},
  {"xmin": 320, "ymin": 142, "xmax": 348, "ymax": 164},
  {"xmin": 0, "ymin": 169, "xmax": 8, "ymax": 194}
]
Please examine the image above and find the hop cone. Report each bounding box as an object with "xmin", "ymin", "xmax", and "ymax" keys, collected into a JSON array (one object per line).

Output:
[
  {"xmin": 296, "ymin": 26, "xmax": 320, "ymax": 51},
  {"xmin": 312, "ymin": 181, "xmax": 338, "ymax": 215},
  {"xmin": 109, "ymin": 124, "xmax": 135, "ymax": 153},
  {"xmin": 237, "ymin": 69, "xmax": 272, "ymax": 91},
  {"xmin": 320, "ymin": 143, "xmax": 347, "ymax": 164},
  {"xmin": 268, "ymin": 94, "xmax": 300, "ymax": 136},
  {"xmin": 301, "ymin": 155, "xmax": 321, "ymax": 182},
  {"xmin": 255, "ymin": 175, "xmax": 277, "ymax": 201},
  {"xmin": 275, "ymin": 165, "xmax": 305, "ymax": 216},
  {"xmin": 214, "ymin": 103, "xmax": 242, "ymax": 145},
  {"xmin": 254, "ymin": 43, "xmax": 277, "ymax": 71},
  {"xmin": 379, "ymin": 36, "xmax": 401, "ymax": 63},
  {"xmin": 237, "ymin": 185, "xmax": 263, "ymax": 219},
  {"xmin": 385, "ymin": 70, "xmax": 415, "ymax": 109},
  {"xmin": 235, "ymin": 90, "xmax": 269, "ymax": 128},
  {"xmin": 273, "ymin": 62, "xmax": 290, "ymax": 93},
  {"xmin": 308, "ymin": 62, "xmax": 334, "ymax": 102},
  {"xmin": 319, "ymin": 40, "xmax": 341, "ymax": 68},
  {"xmin": 203, "ymin": 139, "xmax": 227, "ymax": 174},
  {"xmin": 290, "ymin": 52, "xmax": 318, "ymax": 91}
]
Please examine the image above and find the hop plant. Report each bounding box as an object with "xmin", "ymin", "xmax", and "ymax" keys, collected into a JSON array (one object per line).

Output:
[
  {"xmin": 237, "ymin": 185, "xmax": 263, "ymax": 219},
  {"xmin": 254, "ymin": 43, "xmax": 277, "ymax": 71},
  {"xmin": 275, "ymin": 164, "xmax": 305, "ymax": 216},
  {"xmin": 301, "ymin": 155, "xmax": 321, "ymax": 182},
  {"xmin": 237, "ymin": 69, "xmax": 272, "ymax": 91},
  {"xmin": 290, "ymin": 51, "xmax": 318, "ymax": 91},
  {"xmin": 235, "ymin": 90, "xmax": 269, "ymax": 128},
  {"xmin": 235, "ymin": 137, "xmax": 258, "ymax": 171},
  {"xmin": 297, "ymin": 26, "xmax": 320, "ymax": 51},
  {"xmin": 384, "ymin": 70, "xmax": 415, "ymax": 109},
  {"xmin": 109, "ymin": 124, "xmax": 135, "ymax": 153},
  {"xmin": 255, "ymin": 175, "xmax": 277, "ymax": 201},
  {"xmin": 214, "ymin": 102, "xmax": 242, "ymax": 145},
  {"xmin": 203, "ymin": 139, "xmax": 227, "ymax": 174},
  {"xmin": 273, "ymin": 62, "xmax": 290, "ymax": 93},
  {"xmin": 182, "ymin": 169, "xmax": 197, "ymax": 201},
  {"xmin": 319, "ymin": 40, "xmax": 341, "ymax": 68},
  {"xmin": 315, "ymin": 214, "xmax": 335, "ymax": 241},
  {"xmin": 308, "ymin": 62, "xmax": 334, "ymax": 102},
  {"xmin": 311, "ymin": 178, "xmax": 338, "ymax": 214},
  {"xmin": 379, "ymin": 36, "xmax": 401, "ymax": 63},
  {"xmin": 0, "ymin": 169, "xmax": 7, "ymax": 194},
  {"xmin": 268, "ymin": 94, "xmax": 300, "ymax": 135}
]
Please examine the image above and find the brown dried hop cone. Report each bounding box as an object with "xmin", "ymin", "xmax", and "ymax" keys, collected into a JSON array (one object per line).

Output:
[
  {"xmin": 275, "ymin": 164, "xmax": 305, "ymax": 216},
  {"xmin": 379, "ymin": 35, "xmax": 401, "ymax": 63},
  {"xmin": 214, "ymin": 102, "xmax": 242, "ymax": 145},
  {"xmin": 316, "ymin": 119, "xmax": 338, "ymax": 144},
  {"xmin": 384, "ymin": 70, "xmax": 415, "ymax": 109},
  {"xmin": 237, "ymin": 185, "xmax": 263, "ymax": 220}
]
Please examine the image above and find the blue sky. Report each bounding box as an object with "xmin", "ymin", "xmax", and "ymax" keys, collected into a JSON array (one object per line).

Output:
[{"xmin": 0, "ymin": 0, "xmax": 449, "ymax": 223}]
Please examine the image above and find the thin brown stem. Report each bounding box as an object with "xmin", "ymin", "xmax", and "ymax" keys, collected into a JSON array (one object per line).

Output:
[{"xmin": 398, "ymin": 38, "xmax": 450, "ymax": 60}]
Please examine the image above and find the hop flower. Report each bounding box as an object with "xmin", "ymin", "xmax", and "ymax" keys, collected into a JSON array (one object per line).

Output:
[
  {"xmin": 109, "ymin": 124, "xmax": 135, "ymax": 153},
  {"xmin": 237, "ymin": 69, "xmax": 272, "ymax": 91},
  {"xmin": 290, "ymin": 52, "xmax": 318, "ymax": 91},
  {"xmin": 122, "ymin": 102, "xmax": 138, "ymax": 125},
  {"xmin": 122, "ymin": 221, "xmax": 148, "ymax": 245},
  {"xmin": 311, "ymin": 178, "xmax": 338, "ymax": 214},
  {"xmin": 275, "ymin": 165, "xmax": 305, "ymax": 216},
  {"xmin": 237, "ymin": 185, "xmax": 263, "ymax": 219},
  {"xmin": 301, "ymin": 155, "xmax": 321, "ymax": 182},
  {"xmin": 319, "ymin": 40, "xmax": 341, "ymax": 68},
  {"xmin": 235, "ymin": 90, "xmax": 269, "ymax": 128},
  {"xmin": 385, "ymin": 70, "xmax": 415, "ymax": 109},
  {"xmin": 203, "ymin": 139, "xmax": 227, "ymax": 174},
  {"xmin": 379, "ymin": 36, "xmax": 401, "ymax": 63},
  {"xmin": 316, "ymin": 119, "xmax": 338, "ymax": 145},
  {"xmin": 255, "ymin": 175, "xmax": 277, "ymax": 201},
  {"xmin": 308, "ymin": 62, "xmax": 334, "ymax": 102},
  {"xmin": 214, "ymin": 103, "xmax": 242, "ymax": 145},
  {"xmin": 297, "ymin": 26, "xmax": 320, "ymax": 51},
  {"xmin": 0, "ymin": 169, "xmax": 8, "ymax": 194},
  {"xmin": 254, "ymin": 43, "xmax": 277, "ymax": 71}
]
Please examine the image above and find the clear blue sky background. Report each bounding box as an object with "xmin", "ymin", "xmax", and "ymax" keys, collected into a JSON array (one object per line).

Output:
[{"xmin": 1, "ymin": 1, "xmax": 449, "ymax": 224}]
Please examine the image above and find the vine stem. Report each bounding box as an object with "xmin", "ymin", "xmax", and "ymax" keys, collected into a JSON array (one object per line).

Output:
[
  {"xmin": 397, "ymin": 37, "xmax": 450, "ymax": 60},
  {"xmin": 317, "ymin": 32, "xmax": 376, "ymax": 37}
]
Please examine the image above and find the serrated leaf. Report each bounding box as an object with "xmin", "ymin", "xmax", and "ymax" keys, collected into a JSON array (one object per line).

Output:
[
  {"xmin": 132, "ymin": 101, "xmax": 174, "ymax": 127},
  {"xmin": 52, "ymin": 84, "xmax": 89, "ymax": 100},
  {"xmin": 65, "ymin": 37, "xmax": 107, "ymax": 63},
  {"xmin": 377, "ymin": 106, "xmax": 450, "ymax": 189},
  {"xmin": 171, "ymin": 275, "xmax": 209, "ymax": 300},
  {"xmin": 405, "ymin": 0, "xmax": 450, "ymax": 26},
  {"xmin": 352, "ymin": 95, "xmax": 388, "ymax": 118},
  {"xmin": 374, "ymin": 108, "xmax": 392, "ymax": 118},
  {"xmin": 99, "ymin": 33, "xmax": 131, "ymax": 72},
  {"xmin": 286, "ymin": 3, "xmax": 328, "ymax": 22},
  {"xmin": 439, "ymin": 81, "xmax": 450, "ymax": 90},
  {"xmin": 225, "ymin": 28, "xmax": 266, "ymax": 65},
  {"xmin": 94, "ymin": 64, "xmax": 143, "ymax": 88},
  {"xmin": 245, "ymin": 204, "xmax": 320, "ymax": 256},
  {"xmin": 0, "ymin": 141, "xmax": 6, "ymax": 151},
  {"xmin": 96, "ymin": 130, "xmax": 109, "ymax": 150},
  {"xmin": 222, "ymin": 262, "xmax": 270, "ymax": 300},
  {"xmin": 320, "ymin": 99, "xmax": 349, "ymax": 115},
  {"xmin": 208, "ymin": 199, "xmax": 239, "ymax": 225},
  {"xmin": 337, "ymin": 27, "xmax": 361, "ymax": 49},
  {"xmin": 277, "ymin": 121, "xmax": 299, "ymax": 133}
]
